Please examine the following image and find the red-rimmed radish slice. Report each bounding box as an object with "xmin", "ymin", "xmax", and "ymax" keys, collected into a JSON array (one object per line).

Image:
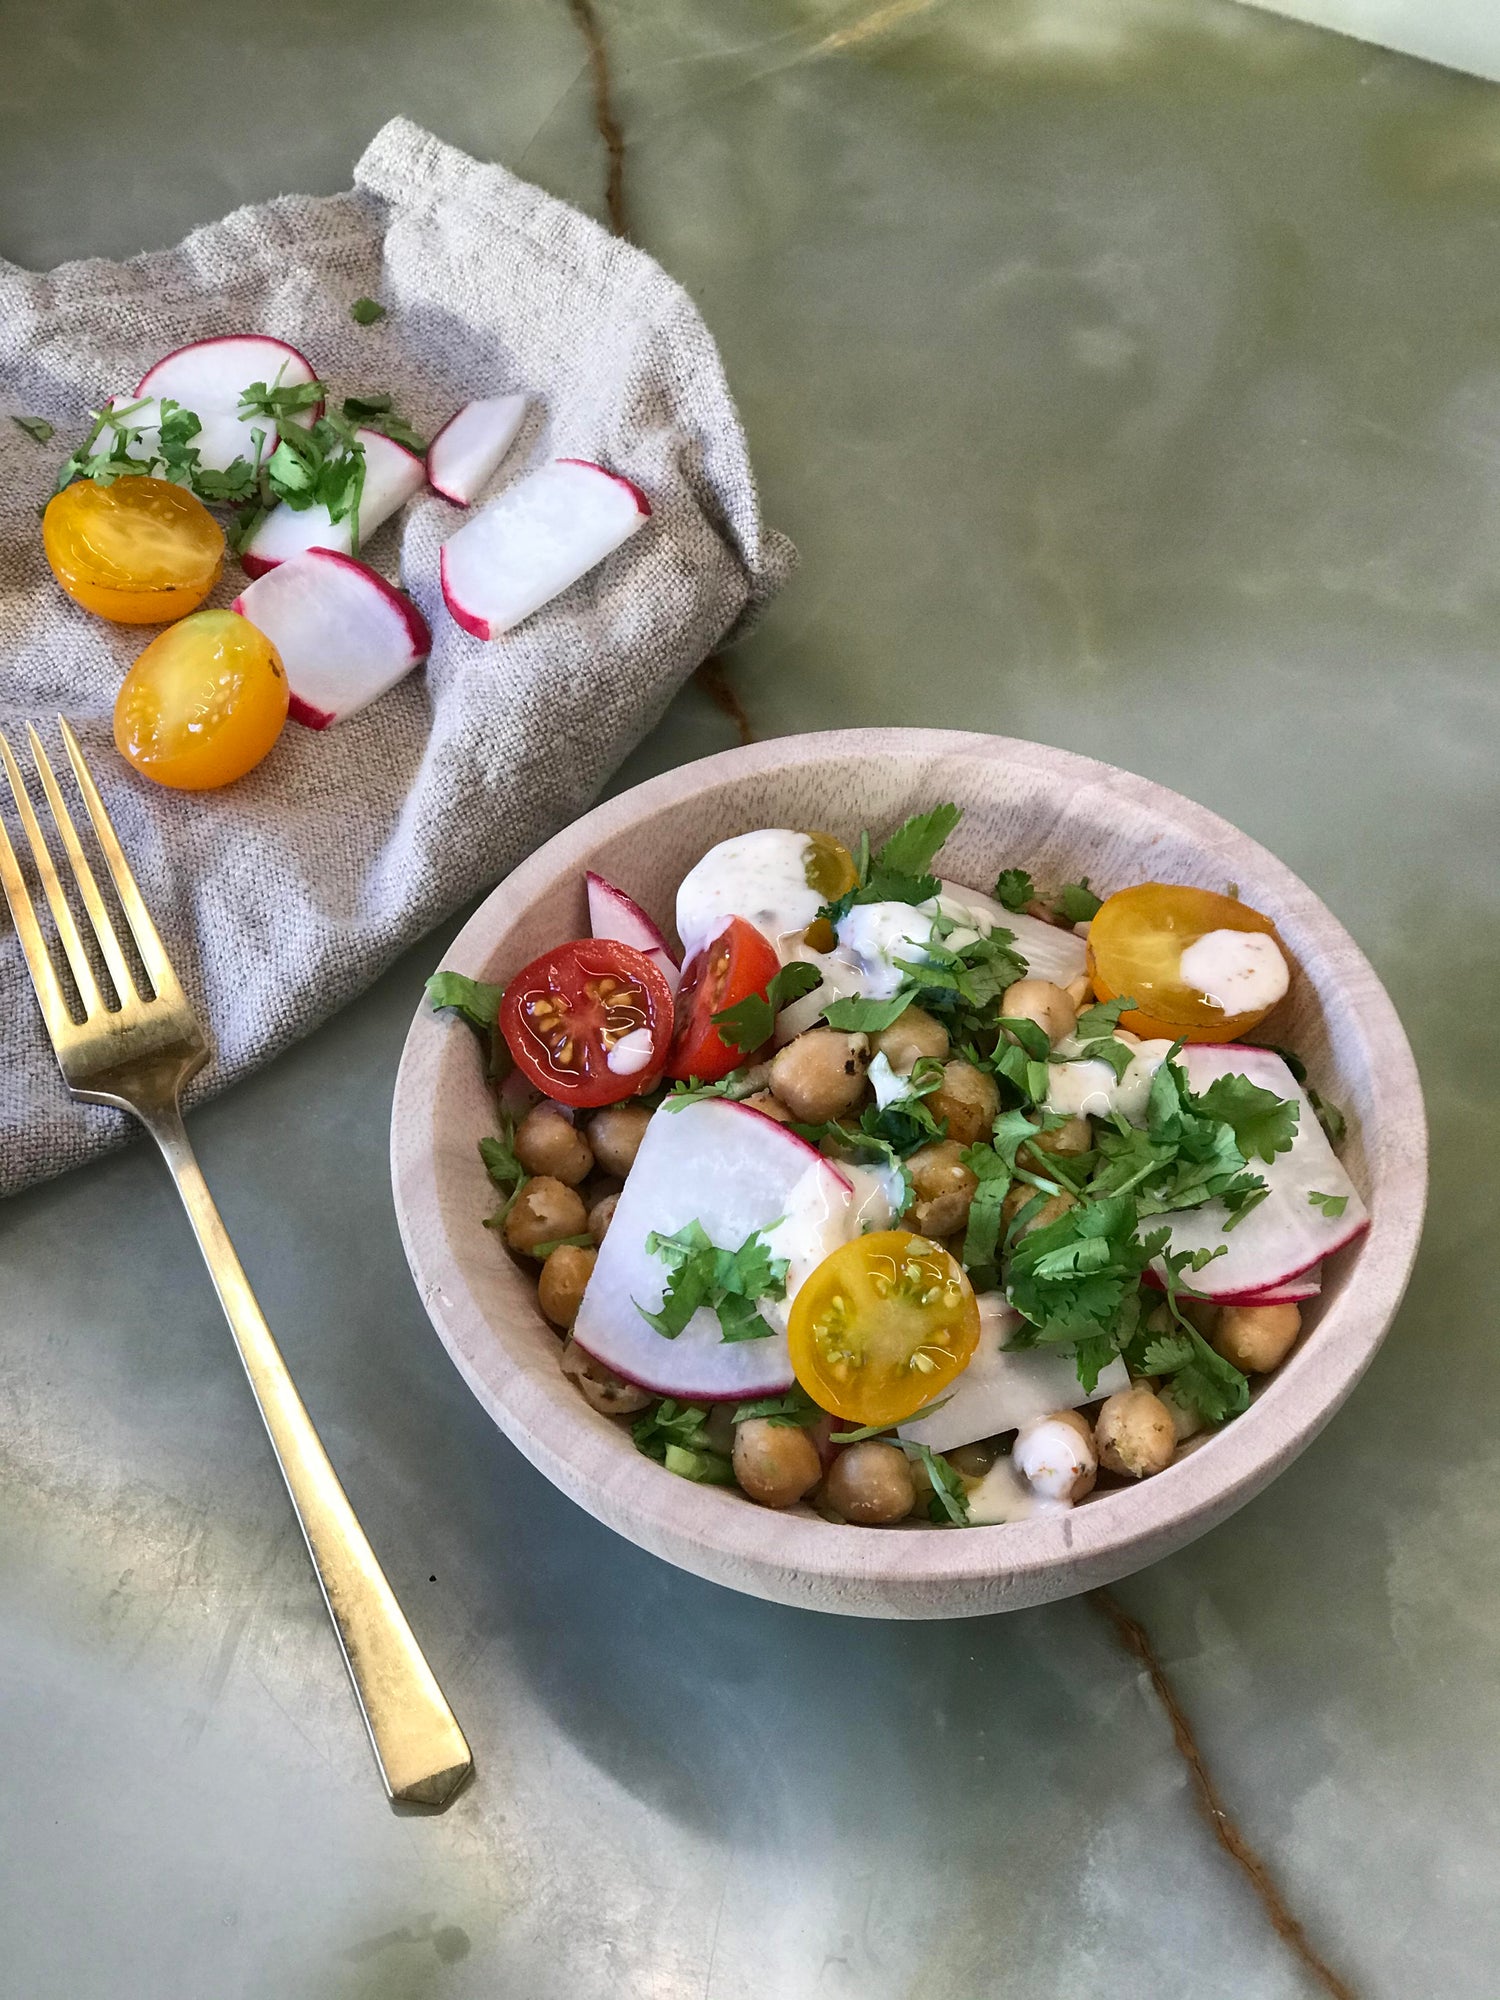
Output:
[
  {"xmin": 427, "ymin": 395, "xmax": 527, "ymax": 506},
  {"xmin": 231, "ymin": 549, "xmax": 429, "ymax": 729},
  {"xmin": 439, "ymin": 457, "xmax": 649, "ymax": 640},
  {"xmin": 132, "ymin": 336, "xmax": 319, "ymax": 473},
  {"xmin": 240, "ymin": 429, "xmax": 426, "ymax": 577},
  {"xmin": 572, "ymin": 1099, "xmax": 853, "ymax": 1401},
  {"xmin": 1142, "ymin": 1263, "xmax": 1323, "ymax": 1307},
  {"xmin": 899, "ymin": 1296, "xmax": 1130, "ymax": 1453},
  {"xmin": 1148, "ymin": 1045, "xmax": 1368, "ymax": 1299},
  {"xmin": 585, "ymin": 871, "xmax": 680, "ymax": 993}
]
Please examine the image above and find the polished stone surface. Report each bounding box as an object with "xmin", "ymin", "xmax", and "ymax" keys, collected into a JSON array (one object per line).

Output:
[{"xmin": 2, "ymin": 1, "xmax": 1496, "ymax": 1994}]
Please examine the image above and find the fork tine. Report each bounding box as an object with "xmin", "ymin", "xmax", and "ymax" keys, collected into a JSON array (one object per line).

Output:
[
  {"xmin": 0, "ymin": 760, "xmax": 79, "ymax": 1046},
  {"xmin": 0, "ymin": 729, "xmax": 105, "ymax": 1018},
  {"xmin": 57, "ymin": 717, "xmax": 181, "ymax": 1003},
  {"xmin": 27, "ymin": 724, "xmax": 138, "ymax": 1006}
]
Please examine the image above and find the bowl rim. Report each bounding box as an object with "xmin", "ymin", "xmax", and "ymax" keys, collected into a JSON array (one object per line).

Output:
[{"xmin": 391, "ymin": 727, "xmax": 1428, "ymax": 1614}]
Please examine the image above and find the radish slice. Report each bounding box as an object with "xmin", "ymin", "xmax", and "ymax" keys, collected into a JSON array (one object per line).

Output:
[
  {"xmin": 899, "ymin": 1295, "xmax": 1129, "ymax": 1453},
  {"xmin": 933, "ymin": 885, "xmax": 1089, "ymax": 990},
  {"xmin": 426, "ymin": 395, "xmax": 527, "ymax": 506},
  {"xmin": 240, "ymin": 429, "xmax": 427, "ymax": 577},
  {"xmin": 573, "ymin": 1100, "xmax": 865, "ymax": 1401},
  {"xmin": 586, "ymin": 872, "xmax": 680, "ymax": 993},
  {"xmin": 1146, "ymin": 1262, "xmax": 1323, "ymax": 1308},
  {"xmin": 131, "ymin": 335, "xmax": 319, "ymax": 473},
  {"xmin": 231, "ymin": 549, "xmax": 429, "ymax": 729},
  {"xmin": 1148, "ymin": 1045, "xmax": 1368, "ymax": 1299},
  {"xmin": 439, "ymin": 457, "xmax": 649, "ymax": 640}
]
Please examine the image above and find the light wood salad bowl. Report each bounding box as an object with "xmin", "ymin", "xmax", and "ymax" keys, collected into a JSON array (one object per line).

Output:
[{"xmin": 390, "ymin": 730, "xmax": 1426, "ymax": 1617}]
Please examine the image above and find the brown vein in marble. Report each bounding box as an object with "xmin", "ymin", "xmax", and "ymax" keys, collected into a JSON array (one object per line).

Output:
[
  {"xmin": 567, "ymin": 0, "xmax": 629, "ymax": 237},
  {"xmin": 695, "ymin": 658, "xmax": 756, "ymax": 745},
  {"xmin": 1092, "ymin": 1591, "xmax": 1357, "ymax": 2000},
  {"xmin": 815, "ymin": 0, "xmax": 941, "ymax": 56}
]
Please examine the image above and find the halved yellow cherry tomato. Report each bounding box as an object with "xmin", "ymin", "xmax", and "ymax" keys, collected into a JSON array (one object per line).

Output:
[
  {"xmin": 114, "ymin": 610, "xmax": 288, "ymax": 790},
  {"xmin": 1087, "ymin": 882, "xmax": 1286, "ymax": 1041},
  {"xmin": 801, "ymin": 831, "xmax": 859, "ymax": 953},
  {"xmin": 43, "ymin": 476, "xmax": 224, "ymax": 624},
  {"xmin": 788, "ymin": 1229, "xmax": 980, "ymax": 1427}
]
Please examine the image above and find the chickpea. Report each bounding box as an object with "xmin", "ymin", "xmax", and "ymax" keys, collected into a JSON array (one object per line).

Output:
[
  {"xmin": 742, "ymin": 1089, "xmax": 796, "ymax": 1127},
  {"xmin": 558, "ymin": 1338, "xmax": 652, "ymax": 1415},
  {"xmin": 822, "ymin": 1441, "xmax": 916, "ymax": 1524},
  {"xmin": 587, "ymin": 1191, "xmax": 619, "ymax": 1244},
  {"xmin": 927, "ymin": 1060, "xmax": 1000, "ymax": 1146},
  {"xmin": 588, "ymin": 1102, "xmax": 653, "ymax": 1178},
  {"xmin": 905, "ymin": 1139, "xmax": 978, "ymax": 1237},
  {"xmin": 1095, "ymin": 1386, "xmax": 1176, "ymax": 1479},
  {"xmin": 1020, "ymin": 1114, "xmax": 1091, "ymax": 1162},
  {"xmin": 733, "ymin": 1419, "xmax": 822, "ymax": 1509},
  {"xmin": 1014, "ymin": 1408, "xmax": 1097, "ymax": 1502},
  {"xmin": 1211, "ymin": 1302, "xmax": 1302, "ymax": 1375},
  {"xmin": 514, "ymin": 1103, "xmax": 593, "ymax": 1185},
  {"xmin": 1159, "ymin": 1383, "xmax": 1204, "ymax": 1445},
  {"xmin": 768, "ymin": 1028, "xmax": 869, "ymax": 1123},
  {"xmin": 947, "ymin": 1438, "xmax": 999, "ymax": 1479},
  {"xmin": 503, "ymin": 1176, "xmax": 588, "ymax": 1254},
  {"xmin": 870, "ymin": 1005, "xmax": 950, "ymax": 1072},
  {"xmin": 537, "ymin": 1244, "xmax": 597, "ymax": 1328},
  {"xmin": 1000, "ymin": 977, "xmax": 1078, "ymax": 1047}
]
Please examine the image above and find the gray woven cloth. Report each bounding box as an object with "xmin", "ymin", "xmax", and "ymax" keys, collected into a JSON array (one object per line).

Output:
[{"xmin": 0, "ymin": 118, "xmax": 793, "ymax": 1198}]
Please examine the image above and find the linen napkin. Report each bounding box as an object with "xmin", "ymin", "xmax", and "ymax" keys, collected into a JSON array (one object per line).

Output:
[{"xmin": 0, "ymin": 118, "xmax": 793, "ymax": 1197}]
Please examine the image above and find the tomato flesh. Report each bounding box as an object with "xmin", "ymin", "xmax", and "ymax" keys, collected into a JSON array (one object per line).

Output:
[
  {"xmin": 114, "ymin": 610, "xmax": 288, "ymax": 790},
  {"xmin": 788, "ymin": 1230, "xmax": 980, "ymax": 1426},
  {"xmin": 501, "ymin": 938, "xmax": 674, "ymax": 1106},
  {"xmin": 801, "ymin": 830, "xmax": 859, "ymax": 953},
  {"xmin": 665, "ymin": 916, "xmax": 782, "ymax": 1082},
  {"xmin": 44, "ymin": 476, "xmax": 224, "ymax": 624},
  {"xmin": 1087, "ymin": 882, "xmax": 1286, "ymax": 1042}
]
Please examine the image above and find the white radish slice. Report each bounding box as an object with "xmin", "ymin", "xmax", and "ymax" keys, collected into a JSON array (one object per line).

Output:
[
  {"xmin": 586, "ymin": 872, "xmax": 680, "ymax": 993},
  {"xmin": 231, "ymin": 549, "xmax": 429, "ymax": 729},
  {"xmin": 426, "ymin": 395, "xmax": 527, "ymax": 506},
  {"xmin": 132, "ymin": 335, "xmax": 319, "ymax": 473},
  {"xmin": 440, "ymin": 457, "xmax": 649, "ymax": 640},
  {"xmin": 1148, "ymin": 1045, "xmax": 1367, "ymax": 1300},
  {"xmin": 1159, "ymin": 1263, "xmax": 1323, "ymax": 1309},
  {"xmin": 573, "ymin": 1100, "xmax": 855, "ymax": 1401},
  {"xmin": 899, "ymin": 1295, "xmax": 1129, "ymax": 1453},
  {"xmin": 934, "ymin": 884, "xmax": 1088, "ymax": 989},
  {"xmin": 240, "ymin": 429, "xmax": 427, "ymax": 577}
]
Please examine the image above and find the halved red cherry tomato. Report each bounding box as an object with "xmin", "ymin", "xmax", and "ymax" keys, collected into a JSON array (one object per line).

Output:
[
  {"xmin": 665, "ymin": 916, "xmax": 782, "ymax": 1082},
  {"xmin": 788, "ymin": 1230, "xmax": 980, "ymax": 1426},
  {"xmin": 500, "ymin": 939, "xmax": 674, "ymax": 1106}
]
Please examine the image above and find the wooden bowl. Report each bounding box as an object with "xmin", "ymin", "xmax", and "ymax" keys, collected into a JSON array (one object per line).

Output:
[{"xmin": 391, "ymin": 730, "xmax": 1426, "ymax": 1616}]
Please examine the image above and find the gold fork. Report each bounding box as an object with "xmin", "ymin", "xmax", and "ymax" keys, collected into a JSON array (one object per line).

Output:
[{"xmin": 0, "ymin": 718, "xmax": 472, "ymax": 1810}]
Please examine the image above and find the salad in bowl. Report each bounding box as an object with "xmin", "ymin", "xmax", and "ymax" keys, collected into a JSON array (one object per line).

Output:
[{"xmin": 426, "ymin": 803, "xmax": 1368, "ymax": 1535}]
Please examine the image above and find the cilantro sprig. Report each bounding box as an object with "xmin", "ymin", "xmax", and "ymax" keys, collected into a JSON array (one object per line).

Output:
[
  {"xmin": 426, "ymin": 969, "xmax": 509, "ymax": 1079},
  {"xmin": 990, "ymin": 869, "xmax": 1101, "ymax": 926},
  {"xmin": 712, "ymin": 961, "xmax": 822, "ymax": 1054},
  {"xmin": 12, "ymin": 415, "xmax": 55, "ymax": 444},
  {"xmin": 816, "ymin": 804, "xmax": 963, "ymax": 927},
  {"xmin": 637, "ymin": 1221, "xmax": 788, "ymax": 1343},
  {"xmin": 631, "ymin": 1400, "xmax": 736, "ymax": 1484}
]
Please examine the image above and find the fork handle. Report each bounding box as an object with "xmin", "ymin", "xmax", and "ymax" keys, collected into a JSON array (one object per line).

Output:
[{"xmin": 144, "ymin": 1103, "xmax": 472, "ymax": 1808}]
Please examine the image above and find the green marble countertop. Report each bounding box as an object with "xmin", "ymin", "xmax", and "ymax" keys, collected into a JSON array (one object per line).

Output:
[{"xmin": 2, "ymin": 3, "xmax": 1495, "ymax": 1994}]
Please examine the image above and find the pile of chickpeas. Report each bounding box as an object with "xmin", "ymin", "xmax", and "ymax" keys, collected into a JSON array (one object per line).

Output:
[{"xmin": 504, "ymin": 961, "xmax": 1306, "ymax": 1526}]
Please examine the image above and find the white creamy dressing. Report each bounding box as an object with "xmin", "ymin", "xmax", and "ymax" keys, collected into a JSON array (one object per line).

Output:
[
  {"xmin": 1044, "ymin": 1031, "xmax": 1176, "ymax": 1123},
  {"xmin": 867, "ymin": 1050, "xmax": 913, "ymax": 1109},
  {"xmin": 758, "ymin": 1161, "xmax": 895, "ymax": 1334},
  {"xmin": 964, "ymin": 1457, "xmax": 1038, "ymax": 1525},
  {"xmin": 605, "ymin": 1025, "xmax": 657, "ymax": 1076},
  {"xmin": 674, "ymin": 828, "xmax": 824, "ymax": 965},
  {"xmin": 1013, "ymin": 1417, "xmax": 1096, "ymax": 1504},
  {"xmin": 1178, "ymin": 928, "xmax": 1290, "ymax": 1016}
]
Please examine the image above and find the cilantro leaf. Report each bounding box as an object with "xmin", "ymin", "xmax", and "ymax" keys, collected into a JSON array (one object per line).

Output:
[
  {"xmin": 871, "ymin": 803, "xmax": 962, "ymax": 884},
  {"xmin": 1072, "ymin": 996, "xmax": 1135, "ymax": 1041},
  {"xmin": 1057, "ymin": 1034, "xmax": 1134, "ymax": 1084},
  {"xmin": 637, "ymin": 1222, "xmax": 788, "ymax": 1343},
  {"xmin": 732, "ymin": 1388, "xmax": 822, "ymax": 1427},
  {"xmin": 665, "ymin": 1066, "xmax": 765, "ymax": 1108},
  {"xmin": 1141, "ymin": 1333, "xmax": 1195, "ymax": 1374},
  {"xmin": 1191, "ymin": 1071, "xmax": 1300, "ymax": 1164},
  {"xmin": 1052, "ymin": 879, "xmax": 1102, "ymax": 924},
  {"xmin": 712, "ymin": 960, "xmax": 822, "ymax": 1053},
  {"xmin": 632, "ymin": 1400, "xmax": 735, "ymax": 1482},
  {"xmin": 1308, "ymin": 1189, "xmax": 1348, "ymax": 1218},
  {"xmin": 12, "ymin": 415, "xmax": 55, "ymax": 444},
  {"xmin": 821, "ymin": 989, "xmax": 916, "ymax": 1033},
  {"xmin": 340, "ymin": 394, "xmax": 426, "ymax": 454},
  {"xmin": 993, "ymin": 868, "xmax": 1035, "ymax": 913},
  {"xmin": 907, "ymin": 1441, "xmax": 970, "ymax": 1525},
  {"xmin": 426, "ymin": 970, "xmax": 503, "ymax": 1034},
  {"xmin": 239, "ymin": 377, "xmax": 325, "ymax": 425},
  {"xmin": 351, "ymin": 296, "xmax": 388, "ymax": 325}
]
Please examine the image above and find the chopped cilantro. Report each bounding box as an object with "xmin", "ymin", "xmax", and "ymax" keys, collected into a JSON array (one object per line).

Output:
[
  {"xmin": 340, "ymin": 393, "xmax": 426, "ymax": 453},
  {"xmin": 520, "ymin": 1234, "xmax": 595, "ymax": 1260},
  {"xmin": 637, "ymin": 1220, "xmax": 788, "ymax": 1343},
  {"xmin": 477, "ymin": 1113, "xmax": 528, "ymax": 1227},
  {"xmin": 906, "ymin": 1441, "xmax": 970, "ymax": 1525},
  {"xmin": 425, "ymin": 970, "xmax": 503, "ymax": 1034},
  {"xmin": 239, "ymin": 377, "xmax": 325, "ymax": 425},
  {"xmin": 1191, "ymin": 1071, "xmax": 1300, "ymax": 1164},
  {"xmin": 712, "ymin": 960, "xmax": 822, "ymax": 1053},
  {"xmin": 1072, "ymin": 996, "xmax": 1135, "ymax": 1041},
  {"xmin": 815, "ymin": 803, "xmax": 963, "ymax": 924},
  {"xmin": 732, "ymin": 1387, "xmax": 822, "ymax": 1427},
  {"xmin": 993, "ymin": 868, "xmax": 1036, "ymax": 913},
  {"xmin": 665, "ymin": 1066, "xmax": 765, "ymax": 1108},
  {"xmin": 351, "ymin": 296, "xmax": 388, "ymax": 325},
  {"xmin": 633, "ymin": 1400, "xmax": 735, "ymax": 1482},
  {"xmin": 821, "ymin": 989, "xmax": 917, "ymax": 1033},
  {"xmin": 1052, "ymin": 879, "xmax": 1102, "ymax": 924},
  {"xmin": 12, "ymin": 415, "xmax": 55, "ymax": 443},
  {"xmin": 1308, "ymin": 1189, "xmax": 1348, "ymax": 1219}
]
